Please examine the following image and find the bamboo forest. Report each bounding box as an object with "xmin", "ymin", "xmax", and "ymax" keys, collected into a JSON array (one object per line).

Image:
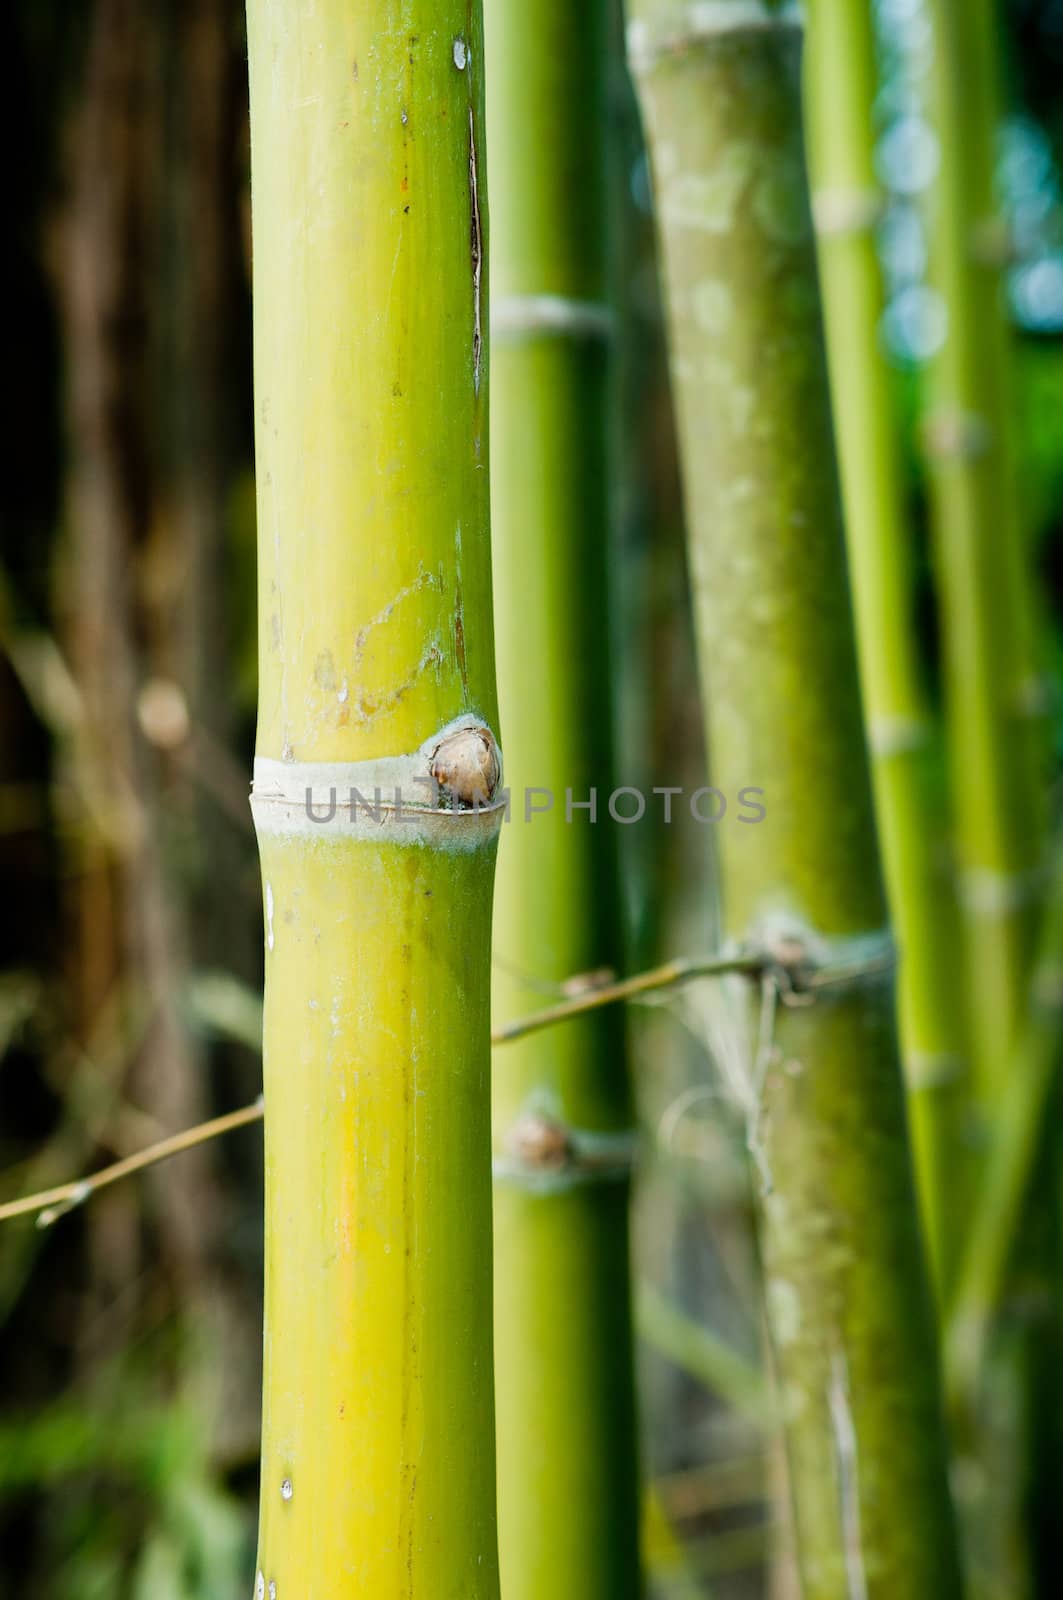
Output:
[{"xmin": 6, "ymin": 0, "xmax": 1063, "ymax": 1596}]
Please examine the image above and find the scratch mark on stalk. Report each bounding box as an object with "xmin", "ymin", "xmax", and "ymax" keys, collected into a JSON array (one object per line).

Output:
[
  {"xmin": 354, "ymin": 568, "xmax": 438, "ymax": 654},
  {"xmin": 468, "ymin": 106, "xmax": 483, "ymax": 394},
  {"xmin": 454, "ymin": 523, "xmax": 468, "ymax": 703},
  {"xmin": 349, "ymin": 640, "xmax": 444, "ymax": 727}
]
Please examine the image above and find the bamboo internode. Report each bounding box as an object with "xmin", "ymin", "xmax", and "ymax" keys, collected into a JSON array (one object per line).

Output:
[
  {"xmin": 628, "ymin": 9, "xmax": 964, "ymax": 1593},
  {"xmin": 485, "ymin": 2, "xmax": 642, "ymax": 1594}
]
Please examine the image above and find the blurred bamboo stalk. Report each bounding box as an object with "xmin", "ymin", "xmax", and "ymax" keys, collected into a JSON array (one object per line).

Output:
[
  {"xmin": 947, "ymin": 829, "xmax": 1063, "ymax": 1406},
  {"xmin": 485, "ymin": 4, "xmax": 642, "ymax": 1591},
  {"xmin": 628, "ymin": 6, "xmax": 963, "ymax": 1593},
  {"xmin": 245, "ymin": 5, "xmax": 502, "ymax": 1596},
  {"xmin": 803, "ymin": 0, "xmax": 968, "ymax": 1297},
  {"xmin": 922, "ymin": 5, "xmax": 1059, "ymax": 1591},
  {"xmin": 922, "ymin": 0, "xmax": 1044, "ymax": 1109}
]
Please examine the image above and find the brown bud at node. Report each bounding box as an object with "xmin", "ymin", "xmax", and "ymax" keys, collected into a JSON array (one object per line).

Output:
[
  {"xmin": 506, "ymin": 1112, "xmax": 572, "ymax": 1172},
  {"xmin": 429, "ymin": 725, "xmax": 500, "ymax": 808}
]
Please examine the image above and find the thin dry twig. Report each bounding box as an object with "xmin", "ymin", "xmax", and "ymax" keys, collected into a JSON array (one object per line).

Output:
[
  {"xmin": 0, "ymin": 1100, "xmax": 264, "ymax": 1227},
  {"xmin": 0, "ymin": 939, "xmax": 886, "ymax": 1228},
  {"xmin": 490, "ymin": 951, "xmax": 763, "ymax": 1044}
]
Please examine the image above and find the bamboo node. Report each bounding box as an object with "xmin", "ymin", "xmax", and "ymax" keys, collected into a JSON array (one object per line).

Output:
[
  {"xmin": 1012, "ymin": 674, "xmax": 1053, "ymax": 719},
  {"xmin": 867, "ymin": 714, "xmax": 934, "ymax": 758},
  {"xmin": 921, "ymin": 409, "xmax": 992, "ymax": 463},
  {"xmin": 905, "ymin": 1052, "xmax": 967, "ymax": 1092},
  {"xmin": 495, "ymin": 1113, "xmax": 639, "ymax": 1190},
  {"xmin": 250, "ymin": 716, "xmax": 506, "ymax": 844},
  {"xmin": 1033, "ymin": 962, "xmax": 1063, "ymax": 1011},
  {"xmin": 956, "ymin": 865, "xmax": 1043, "ymax": 915},
  {"xmin": 506, "ymin": 1112, "xmax": 573, "ymax": 1171},
  {"xmin": 811, "ymin": 187, "xmax": 885, "ymax": 238},
  {"xmin": 742, "ymin": 922, "xmax": 897, "ymax": 1003},
  {"xmin": 491, "ymin": 295, "xmax": 614, "ymax": 343}
]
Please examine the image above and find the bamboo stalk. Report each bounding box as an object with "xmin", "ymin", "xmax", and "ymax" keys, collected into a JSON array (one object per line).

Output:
[
  {"xmin": 484, "ymin": 4, "xmax": 641, "ymax": 1594},
  {"xmin": 921, "ymin": 0, "xmax": 1043, "ymax": 1107},
  {"xmin": 921, "ymin": 7, "xmax": 1057, "ymax": 1589},
  {"xmin": 802, "ymin": 0, "xmax": 968, "ymax": 1296},
  {"xmin": 947, "ymin": 834, "xmax": 1063, "ymax": 1408},
  {"xmin": 245, "ymin": 7, "xmax": 502, "ymax": 1597},
  {"xmin": 627, "ymin": 7, "xmax": 964, "ymax": 1594}
]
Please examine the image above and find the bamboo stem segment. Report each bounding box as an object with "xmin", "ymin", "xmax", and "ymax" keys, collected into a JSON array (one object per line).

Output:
[
  {"xmin": 628, "ymin": 9, "xmax": 964, "ymax": 1594},
  {"xmin": 803, "ymin": 0, "xmax": 968, "ymax": 1298},
  {"xmin": 921, "ymin": 6, "xmax": 1056, "ymax": 1588},
  {"xmin": 245, "ymin": 6, "xmax": 501, "ymax": 1596},
  {"xmin": 922, "ymin": 0, "xmax": 1043, "ymax": 1109},
  {"xmin": 485, "ymin": 3, "xmax": 642, "ymax": 1594}
]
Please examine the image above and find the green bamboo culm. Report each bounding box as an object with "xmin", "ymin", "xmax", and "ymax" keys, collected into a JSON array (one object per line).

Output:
[
  {"xmin": 627, "ymin": 7, "xmax": 965, "ymax": 1595},
  {"xmin": 246, "ymin": 6, "xmax": 503, "ymax": 1597},
  {"xmin": 922, "ymin": 0, "xmax": 1044, "ymax": 1110},
  {"xmin": 802, "ymin": 0, "xmax": 968, "ymax": 1297},
  {"xmin": 485, "ymin": 3, "xmax": 642, "ymax": 1596},
  {"xmin": 922, "ymin": 6, "xmax": 1057, "ymax": 1589}
]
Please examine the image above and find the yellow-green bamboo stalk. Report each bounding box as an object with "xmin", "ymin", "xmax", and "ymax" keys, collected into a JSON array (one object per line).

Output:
[
  {"xmin": 485, "ymin": 4, "xmax": 642, "ymax": 1596},
  {"xmin": 947, "ymin": 832, "xmax": 1063, "ymax": 1409},
  {"xmin": 628, "ymin": 7, "xmax": 964, "ymax": 1594},
  {"xmin": 803, "ymin": 0, "xmax": 969, "ymax": 1297},
  {"xmin": 922, "ymin": 0, "xmax": 1043, "ymax": 1107},
  {"xmin": 246, "ymin": 7, "xmax": 502, "ymax": 1597},
  {"xmin": 921, "ymin": 8, "xmax": 1057, "ymax": 1590}
]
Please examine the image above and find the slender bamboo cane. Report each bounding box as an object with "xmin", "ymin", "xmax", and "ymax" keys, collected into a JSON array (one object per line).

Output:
[
  {"xmin": 921, "ymin": 8, "xmax": 1057, "ymax": 1590},
  {"xmin": 922, "ymin": 0, "xmax": 1043, "ymax": 1108},
  {"xmin": 627, "ymin": 7, "xmax": 964, "ymax": 1594},
  {"xmin": 802, "ymin": 0, "xmax": 968, "ymax": 1296},
  {"xmin": 947, "ymin": 833, "xmax": 1063, "ymax": 1409},
  {"xmin": 245, "ymin": 7, "xmax": 502, "ymax": 1597},
  {"xmin": 484, "ymin": 5, "xmax": 642, "ymax": 1595}
]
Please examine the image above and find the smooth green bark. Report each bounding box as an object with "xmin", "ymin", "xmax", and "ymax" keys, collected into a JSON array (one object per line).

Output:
[
  {"xmin": 803, "ymin": 0, "xmax": 968, "ymax": 1296},
  {"xmin": 628, "ymin": 9, "xmax": 963, "ymax": 1595},
  {"xmin": 486, "ymin": 5, "xmax": 642, "ymax": 1597}
]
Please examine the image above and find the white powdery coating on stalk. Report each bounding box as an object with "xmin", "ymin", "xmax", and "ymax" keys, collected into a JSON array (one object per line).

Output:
[{"xmin": 250, "ymin": 714, "xmax": 506, "ymax": 851}]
